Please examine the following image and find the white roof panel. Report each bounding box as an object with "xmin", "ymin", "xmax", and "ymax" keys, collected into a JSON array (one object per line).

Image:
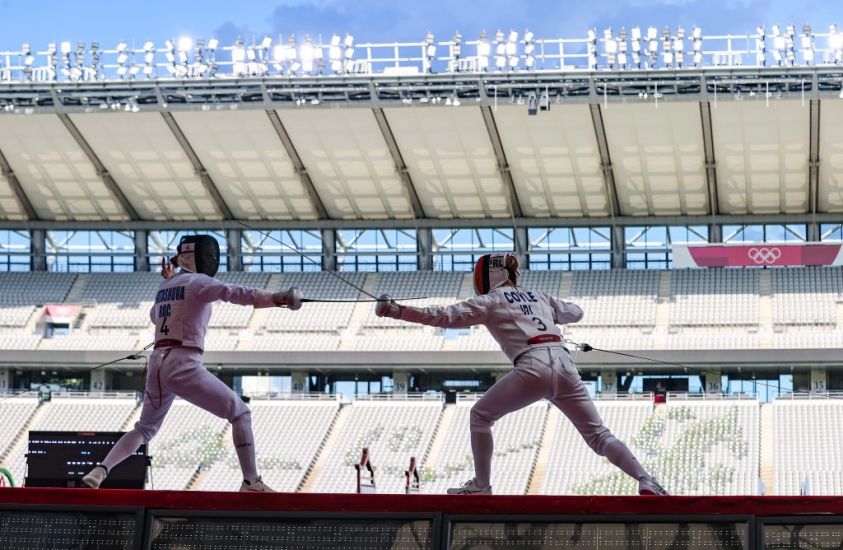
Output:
[
  {"xmin": 603, "ymin": 102, "xmax": 708, "ymax": 216},
  {"xmin": 277, "ymin": 108, "xmax": 412, "ymax": 219},
  {"xmin": 711, "ymin": 99, "xmax": 809, "ymax": 215},
  {"xmin": 384, "ymin": 106, "xmax": 509, "ymax": 218},
  {"xmin": 818, "ymin": 100, "xmax": 843, "ymax": 213},
  {"xmin": 0, "ymin": 176, "xmax": 25, "ymax": 220},
  {"xmin": 493, "ymin": 104, "xmax": 609, "ymax": 217},
  {"xmin": 0, "ymin": 114, "xmax": 125, "ymax": 220},
  {"xmin": 69, "ymin": 112, "xmax": 220, "ymax": 220},
  {"xmin": 172, "ymin": 110, "xmax": 316, "ymax": 220}
]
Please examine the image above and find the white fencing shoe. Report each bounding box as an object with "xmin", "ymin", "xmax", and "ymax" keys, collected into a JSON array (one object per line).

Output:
[
  {"xmin": 638, "ymin": 476, "xmax": 669, "ymax": 495},
  {"xmin": 81, "ymin": 466, "xmax": 108, "ymax": 489},
  {"xmin": 239, "ymin": 476, "xmax": 274, "ymax": 492},
  {"xmin": 447, "ymin": 478, "xmax": 492, "ymax": 495}
]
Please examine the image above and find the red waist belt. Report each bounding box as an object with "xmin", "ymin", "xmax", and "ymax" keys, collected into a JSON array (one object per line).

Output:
[
  {"xmin": 154, "ymin": 339, "xmax": 183, "ymax": 349},
  {"xmin": 527, "ymin": 334, "xmax": 562, "ymax": 345}
]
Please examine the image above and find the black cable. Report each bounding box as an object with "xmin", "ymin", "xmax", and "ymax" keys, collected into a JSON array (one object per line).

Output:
[
  {"xmin": 571, "ymin": 340, "xmax": 788, "ymax": 395},
  {"xmin": 0, "ymin": 341, "xmax": 155, "ymax": 403}
]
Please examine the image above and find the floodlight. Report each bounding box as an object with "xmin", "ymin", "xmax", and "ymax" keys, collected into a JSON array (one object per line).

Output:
[
  {"xmin": 232, "ymin": 45, "xmax": 246, "ymax": 63},
  {"xmin": 116, "ymin": 42, "xmax": 127, "ymax": 52},
  {"xmin": 177, "ymin": 37, "xmax": 192, "ymax": 53},
  {"xmin": 524, "ymin": 31, "xmax": 534, "ymax": 43},
  {"xmin": 344, "ymin": 34, "xmax": 354, "ymax": 48},
  {"xmin": 451, "ymin": 31, "xmax": 462, "ymax": 61},
  {"xmin": 143, "ymin": 41, "xmax": 154, "ymax": 51},
  {"xmin": 61, "ymin": 41, "xmax": 72, "ymax": 54},
  {"xmin": 273, "ymin": 45, "xmax": 284, "ymax": 61},
  {"xmin": 261, "ymin": 36, "xmax": 272, "ymax": 49},
  {"xmin": 631, "ymin": 27, "xmax": 642, "ymax": 41},
  {"xmin": 207, "ymin": 38, "xmax": 218, "ymax": 50},
  {"xmin": 164, "ymin": 39, "xmax": 174, "ymax": 50},
  {"xmin": 692, "ymin": 26, "xmax": 702, "ymax": 39},
  {"xmin": 477, "ymin": 30, "xmax": 491, "ymax": 56}
]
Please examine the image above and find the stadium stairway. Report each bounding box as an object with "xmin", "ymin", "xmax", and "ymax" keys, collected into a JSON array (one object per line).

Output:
[
  {"xmin": 654, "ymin": 271, "xmax": 671, "ymax": 348},
  {"xmin": 759, "ymin": 270, "xmax": 773, "ymax": 348},
  {"xmin": 298, "ymin": 402, "xmax": 351, "ymax": 492},
  {"xmin": 63, "ymin": 274, "xmax": 87, "ymax": 305},
  {"xmin": 419, "ymin": 402, "xmax": 456, "ymax": 471},
  {"xmin": 526, "ymin": 402, "xmax": 560, "ymax": 495},
  {"xmin": 0, "ymin": 400, "xmax": 45, "ymax": 469},
  {"xmin": 760, "ymin": 403, "xmax": 774, "ymax": 494}
]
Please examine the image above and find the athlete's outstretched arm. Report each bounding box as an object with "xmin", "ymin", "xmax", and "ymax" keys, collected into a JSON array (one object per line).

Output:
[
  {"xmin": 193, "ymin": 275, "xmax": 301, "ymax": 309},
  {"xmin": 376, "ymin": 294, "xmax": 490, "ymax": 328}
]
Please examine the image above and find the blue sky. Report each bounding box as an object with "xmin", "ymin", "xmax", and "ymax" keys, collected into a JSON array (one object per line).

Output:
[{"xmin": 0, "ymin": 0, "xmax": 839, "ymax": 51}]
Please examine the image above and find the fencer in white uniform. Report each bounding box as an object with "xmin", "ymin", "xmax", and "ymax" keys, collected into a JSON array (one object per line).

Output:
[
  {"xmin": 82, "ymin": 235, "xmax": 303, "ymax": 492},
  {"xmin": 376, "ymin": 253, "xmax": 667, "ymax": 496}
]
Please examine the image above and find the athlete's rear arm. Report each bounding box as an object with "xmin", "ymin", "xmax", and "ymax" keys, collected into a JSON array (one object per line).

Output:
[
  {"xmin": 548, "ymin": 295, "xmax": 584, "ymax": 324},
  {"xmin": 398, "ymin": 295, "xmax": 491, "ymax": 328}
]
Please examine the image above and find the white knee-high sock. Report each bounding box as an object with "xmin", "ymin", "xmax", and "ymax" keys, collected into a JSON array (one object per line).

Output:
[
  {"xmin": 101, "ymin": 429, "xmax": 145, "ymax": 473},
  {"xmin": 231, "ymin": 413, "xmax": 258, "ymax": 483},
  {"xmin": 601, "ymin": 436, "xmax": 648, "ymax": 480},
  {"xmin": 470, "ymin": 431, "xmax": 494, "ymax": 488}
]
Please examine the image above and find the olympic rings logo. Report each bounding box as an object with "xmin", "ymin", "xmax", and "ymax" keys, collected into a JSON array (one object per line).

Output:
[{"xmin": 747, "ymin": 247, "xmax": 782, "ymax": 264}]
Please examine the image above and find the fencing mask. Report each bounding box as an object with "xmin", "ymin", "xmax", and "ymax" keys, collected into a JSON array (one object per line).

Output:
[
  {"xmin": 473, "ymin": 253, "xmax": 520, "ymax": 295},
  {"xmin": 169, "ymin": 235, "xmax": 220, "ymax": 277}
]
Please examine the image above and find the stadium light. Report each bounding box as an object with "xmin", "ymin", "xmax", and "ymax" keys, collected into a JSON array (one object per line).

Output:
[
  {"xmin": 329, "ymin": 34, "xmax": 342, "ymax": 73},
  {"xmin": 300, "ymin": 34, "xmax": 315, "ymax": 73},
  {"xmin": 755, "ymin": 26, "xmax": 766, "ymax": 66},
  {"xmin": 46, "ymin": 42, "xmax": 57, "ymax": 80},
  {"xmin": 450, "ymin": 31, "xmax": 462, "ymax": 71},
  {"xmin": 801, "ymin": 24, "xmax": 814, "ymax": 64},
  {"xmin": 771, "ymin": 25, "xmax": 784, "ymax": 64},
  {"xmin": 343, "ymin": 34, "xmax": 354, "ymax": 63},
  {"xmin": 143, "ymin": 41, "xmax": 155, "ymax": 77},
  {"xmin": 617, "ymin": 27, "xmax": 628, "ymax": 68},
  {"xmin": 116, "ymin": 41, "xmax": 129, "ymax": 77},
  {"xmin": 661, "ymin": 26, "xmax": 673, "ymax": 67},
  {"xmin": 692, "ymin": 26, "xmax": 703, "ymax": 66},
  {"xmin": 830, "ymin": 25, "xmax": 843, "ymax": 63},
  {"xmin": 587, "ymin": 28, "xmax": 597, "ymax": 69},
  {"xmin": 423, "ymin": 32, "xmax": 435, "ymax": 73},
  {"xmin": 232, "ymin": 38, "xmax": 247, "ymax": 76},
  {"xmin": 646, "ymin": 27, "xmax": 658, "ymax": 67},
  {"xmin": 785, "ymin": 24, "xmax": 796, "ymax": 65},
  {"xmin": 178, "ymin": 37, "xmax": 192, "ymax": 53},
  {"xmin": 631, "ymin": 27, "xmax": 642, "ymax": 67},
  {"xmin": 21, "ymin": 42, "xmax": 33, "ymax": 81},
  {"xmin": 674, "ymin": 26, "xmax": 685, "ymax": 67},
  {"xmin": 494, "ymin": 29, "xmax": 506, "ymax": 69},
  {"xmin": 477, "ymin": 30, "xmax": 490, "ymax": 70},
  {"xmin": 524, "ymin": 30, "xmax": 535, "ymax": 68},
  {"xmin": 604, "ymin": 28, "xmax": 617, "ymax": 68},
  {"xmin": 506, "ymin": 30, "xmax": 518, "ymax": 68},
  {"xmin": 286, "ymin": 35, "xmax": 300, "ymax": 74},
  {"xmin": 73, "ymin": 41, "xmax": 85, "ymax": 80}
]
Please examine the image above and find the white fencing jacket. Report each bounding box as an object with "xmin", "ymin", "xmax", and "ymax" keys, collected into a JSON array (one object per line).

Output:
[
  {"xmin": 398, "ymin": 286, "xmax": 583, "ymax": 362},
  {"xmin": 151, "ymin": 271, "xmax": 275, "ymax": 351}
]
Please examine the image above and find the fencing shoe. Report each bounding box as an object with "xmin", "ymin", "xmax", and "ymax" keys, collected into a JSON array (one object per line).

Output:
[
  {"xmin": 447, "ymin": 478, "xmax": 492, "ymax": 495},
  {"xmin": 81, "ymin": 465, "xmax": 108, "ymax": 489},
  {"xmin": 239, "ymin": 476, "xmax": 274, "ymax": 492},
  {"xmin": 638, "ymin": 476, "xmax": 669, "ymax": 495}
]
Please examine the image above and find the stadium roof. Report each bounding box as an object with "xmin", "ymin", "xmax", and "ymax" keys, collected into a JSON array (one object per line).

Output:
[{"xmin": 0, "ymin": 68, "xmax": 840, "ymax": 228}]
